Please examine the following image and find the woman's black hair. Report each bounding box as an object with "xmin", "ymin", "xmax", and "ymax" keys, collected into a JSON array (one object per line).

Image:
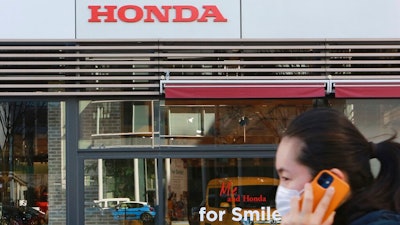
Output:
[{"xmin": 283, "ymin": 107, "xmax": 400, "ymax": 224}]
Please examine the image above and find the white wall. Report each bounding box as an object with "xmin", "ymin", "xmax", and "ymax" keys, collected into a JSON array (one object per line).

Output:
[
  {"xmin": 0, "ymin": 0, "xmax": 75, "ymax": 39},
  {"xmin": 242, "ymin": 0, "xmax": 400, "ymax": 38}
]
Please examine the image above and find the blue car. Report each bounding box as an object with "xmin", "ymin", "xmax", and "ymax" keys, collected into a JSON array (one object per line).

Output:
[{"xmin": 112, "ymin": 201, "xmax": 156, "ymax": 221}]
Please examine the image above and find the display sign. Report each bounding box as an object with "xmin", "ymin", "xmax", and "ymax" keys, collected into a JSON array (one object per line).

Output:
[
  {"xmin": 200, "ymin": 177, "xmax": 280, "ymax": 225},
  {"xmin": 76, "ymin": 0, "xmax": 241, "ymax": 39}
]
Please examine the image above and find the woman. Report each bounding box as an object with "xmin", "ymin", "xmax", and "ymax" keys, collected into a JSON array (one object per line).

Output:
[{"xmin": 275, "ymin": 107, "xmax": 400, "ymax": 225}]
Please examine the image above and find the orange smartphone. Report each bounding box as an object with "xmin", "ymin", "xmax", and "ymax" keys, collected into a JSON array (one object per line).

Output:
[{"xmin": 300, "ymin": 170, "xmax": 350, "ymax": 222}]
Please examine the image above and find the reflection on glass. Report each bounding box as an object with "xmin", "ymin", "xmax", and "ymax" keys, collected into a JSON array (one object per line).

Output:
[
  {"xmin": 206, "ymin": 178, "xmax": 277, "ymax": 209},
  {"xmin": 84, "ymin": 159, "xmax": 157, "ymax": 225},
  {"xmin": 204, "ymin": 177, "xmax": 279, "ymax": 224},
  {"xmin": 79, "ymin": 100, "xmax": 156, "ymax": 149},
  {"xmin": 79, "ymin": 99, "xmax": 318, "ymax": 147},
  {"xmin": 344, "ymin": 99, "xmax": 400, "ymax": 142},
  {"xmin": 0, "ymin": 101, "xmax": 64, "ymax": 225},
  {"xmin": 170, "ymin": 158, "xmax": 278, "ymax": 225},
  {"xmin": 161, "ymin": 100, "xmax": 313, "ymax": 145},
  {"xmin": 79, "ymin": 99, "xmax": 400, "ymax": 225},
  {"xmin": 83, "ymin": 157, "xmax": 278, "ymax": 225}
]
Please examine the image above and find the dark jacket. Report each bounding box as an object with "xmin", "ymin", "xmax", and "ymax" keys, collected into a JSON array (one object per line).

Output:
[{"xmin": 349, "ymin": 210, "xmax": 400, "ymax": 225}]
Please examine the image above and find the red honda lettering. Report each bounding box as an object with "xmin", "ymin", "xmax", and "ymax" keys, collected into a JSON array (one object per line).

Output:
[
  {"xmin": 118, "ymin": 5, "xmax": 143, "ymax": 22},
  {"xmin": 173, "ymin": 5, "xmax": 198, "ymax": 22},
  {"xmin": 144, "ymin": 5, "xmax": 171, "ymax": 22},
  {"xmin": 88, "ymin": 5, "xmax": 117, "ymax": 22},
  {"xmin": 87, "ymin": 5, "xmax": 228, "ymax": 23},
  {"xmin": 198, "ymin": 5, "xmax": 228, "ymax": 22}
]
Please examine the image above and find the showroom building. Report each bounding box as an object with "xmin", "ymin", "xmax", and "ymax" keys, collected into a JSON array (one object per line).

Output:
[{"xmin": 1, "ymin": 0, "xmax": 400, "ymax": 224}]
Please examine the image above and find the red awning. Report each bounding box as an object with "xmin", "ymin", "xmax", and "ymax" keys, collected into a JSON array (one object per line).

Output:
[
  {"xmin": 335, "ymin": 82, "xmax": 400, "ymax": 98},
  {"xmin": 164, "ymin": 82, "xmax": 326, "ymax": 99}
]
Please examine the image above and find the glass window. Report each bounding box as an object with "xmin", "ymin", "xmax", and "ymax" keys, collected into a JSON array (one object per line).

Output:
[
  {"xmin": 0, "ymin": 101, "xmax": 65, "ymax": 225},
  {"xmin": 161, "ymin": 99, "xmax": 313, "ymax": 145},
  {"xmin": 84, "ymin": 158, "xmax": 157, "ymax": 224},
  {"xmin": 83, "ymin": 157, "xmax": 279, "ymax": 225},
  {"xmin": 80, "ymin": 98, "xmax": 400, "ymax": 225},
  {"xmin": 340, "ymin": 99, "xmax": 400, "ymax": 142},
  {"xmin": 79, "ymin": 100, "xmax": 158, "ymax": 149}
]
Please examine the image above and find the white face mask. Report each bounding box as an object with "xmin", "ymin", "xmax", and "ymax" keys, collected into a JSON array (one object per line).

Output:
[{"xmin": 275, "ymin": 185, "xmax": 303, "ymax": 216}]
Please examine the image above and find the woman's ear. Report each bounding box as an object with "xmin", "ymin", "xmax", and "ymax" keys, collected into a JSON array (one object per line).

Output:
[{"xmin": 330, "ymin": 168, "xmax": 348, "ymax": 182}]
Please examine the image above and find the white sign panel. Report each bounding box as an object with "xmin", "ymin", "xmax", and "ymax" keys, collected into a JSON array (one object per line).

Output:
[
  {"xmin": 2, "ymin": 0, "xmax": 400, "ymax": 40},
  {"xmin": 76, "ymin": 0, "xmax": 241, "ymax": 39},
  {"xmin": 0, "ymin": 0, "xmax": 75, "ymax": 39},
  {"xmin": 242, "ymin": 0, "xmax": 400, "ymax": 38}
]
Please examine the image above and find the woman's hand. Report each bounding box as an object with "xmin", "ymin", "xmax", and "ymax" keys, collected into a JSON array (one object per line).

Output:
[{"xmin": 281, "ymin": 183, "xmax": 336, "ymax": 225}]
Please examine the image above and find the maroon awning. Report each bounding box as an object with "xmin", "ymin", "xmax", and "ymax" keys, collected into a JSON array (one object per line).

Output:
[
  {"xmin": 335, "ymin": 82, "xmax": 400, "ymax": 98},
  {"xmin": 164, "ymin": 82, "xmax": 326, "ymax": 99}
]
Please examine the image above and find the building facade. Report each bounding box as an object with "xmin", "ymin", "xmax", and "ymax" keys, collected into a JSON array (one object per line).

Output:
[{"xmin": 1, "ymin": 0, "xmax": 400, "ymax": 225}]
